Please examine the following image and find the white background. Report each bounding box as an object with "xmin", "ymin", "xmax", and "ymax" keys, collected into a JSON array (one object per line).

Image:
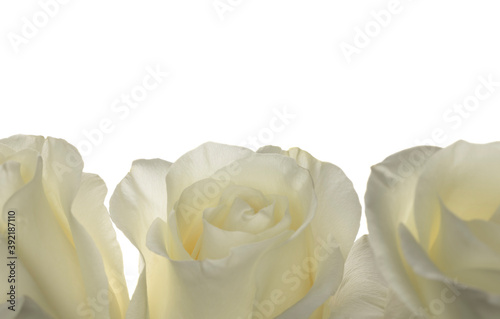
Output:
[{"xmin": 2, "ymin": 0, "xmax": 500, "ymax": 295}]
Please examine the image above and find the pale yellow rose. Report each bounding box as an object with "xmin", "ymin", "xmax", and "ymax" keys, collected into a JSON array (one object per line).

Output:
[
  {"xmin": 365, "ymin": 141, "xmax": 500, "ymax": 319},
  {"xmin": 110, "ymin": 142, "xmax": 361, "ymax": 319},
  {"xmin": 0, "ymin": 135, "xmax": 128, "ymax": 319}
]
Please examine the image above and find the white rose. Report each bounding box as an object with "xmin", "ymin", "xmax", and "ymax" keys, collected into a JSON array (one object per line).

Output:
[
  {"xmin": 110, "ymin": 142, "xmax": 361, "ymax": 319},
  {"xmin": 0, "ymin": 135, "xmax": 128, "ymax": 319},
  {"xmin": 366, "ymin": 141, "xmax": 500, "ymax": 319}
]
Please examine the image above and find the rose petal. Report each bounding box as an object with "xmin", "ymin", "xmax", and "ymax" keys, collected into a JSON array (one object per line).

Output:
[
  {"xmin": 2, "ymin": 158, "xmax": 87, "ymax": 317},
  {"xmin": 429, "ymin": 201, "xmax": 500, "ymax": 294},
  {"xmin": 365, "ymin": 145, "xmax": 441, "ymax": 313},
  {"xmin": 71, "ymin": 173, "xmax": 129, "ymax": 318},
  {"xmin": 326, "ymin": 236, "xmax": 412, "ymax": 319},
  {"xmin": 400, "ymin": 224, "xmax": 500, "ymax": 319},
  {"xmin": 165, "ymin": 142, "xmax": 253, "ymax": 212},
  {"xmin": 194, "ymin": 199, "xmax": 292, "ymax": 260},
  {"xmin": 468, "ymin": 218, "xmax": 500, "ymax": 256},
  {"xmin": 146, "ymin": 216, "xmax": 292, "ymax": 318},
  {"xmin": 0, "ymin": 135, "xmax": 45, "ymax": 153},
  {"xmin": 124, "ymin": 260, "xmax": 150, "ymax": 319},
  {"xmin": 412, "ymin": 141, "xmax": 500, "ymax": 250},
  {"xmin": 258, "ymin": 146, "xmax": 361, "ymax": 258},
  {"xmin": 110, "ymin": 158, "xmax": 171, "ymax": 253}
]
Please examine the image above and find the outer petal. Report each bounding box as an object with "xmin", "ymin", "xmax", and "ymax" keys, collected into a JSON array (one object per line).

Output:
[
  {"xmin": 70, "ymin": 173, "xmax": 129, "ymax": 318},
  {"xmin": 468, "ymin": 219, "xmax": 500, "ymax": 256},
  {"xmin": 110, "ymin": 158, "xmax": 172, "ymax": 253},
  {"xmin": 0, "ymin": 135, "xmax": 45, "ymax": 153},
  {"xmin": 365, "ymin": 145, "xmax": 441, "ymax": 313},
  {"xmin": 109, "ymin": 158, "xmax": 173, "ymax": 319},
  {"xmin": 124, "ymin": 260, "xmax": 149, "ymax": 319},
  {"xmin": 146, "ymin": 217, "xmax": 293, "ymax": 318},
  {"xmin": 0, "ymin": 161, "xmax": 25, "ymax": 214},
  {"xmin": 400, "ymin": 224, "xmax": 500, "ymax": 319},
  {"xmin": 41, "ymin": 137, "xmax": 84, "ymax": 218},
  {"xmin": 411, "ymin": 141, "xmax": 500, "ymax": 250},
  {"xmin": 429, "ymin": 202, "xmax": 500, "ymax": 294},
  {"xmin": 326, "ymin": 236, "xmax": 412, "ymax": 319},
  {"xmin": 274, "ymin": 241, "xmax": 344, "ymax": 319}
]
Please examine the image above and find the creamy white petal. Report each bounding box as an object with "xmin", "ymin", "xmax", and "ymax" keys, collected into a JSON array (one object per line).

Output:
[
  {"xmin": 274, "ymin": 239, "xmax": 344, "ymax": 319},
  {"xmin": 71, "ymin": 173, "xmax": 129, "ymax": 318},
  {"xmin": 0, "ymin": 135, "xmax": 45, "ymax": 153},
  {"xmin": 400, "ymin": 224, "xmax": 500, "ymax": 319},
  {"xmin": 327, "ymin": 235, "xmax": 388, "ymax": 318},
  {"xmin": 365, "ymin": 145, "xmax": 441, "ymax": 313},
  {"xmin": 326, "ymin": 236, "xmax": 413, "ymax": 319},
  {"xmin": 146, "ymin": 216, "xmax": 292, "ymax": 318},
  {"xmin": 258, "ymin": 146, "xmax": 361, "ymax": 258},
  {"xmin": 124, "ymin": 260, "xmax": 149, "ymax": 319},
  {"xmin": 0, "ymin": 161, "xmax": 25, "ymax": 215},
  {"xmin": 110, "ymin": 158, "xmax": 171, "ymax": 253},
  {"xmin": 412, "ymin": 141, "xmax": 500, "ymax": 250},
  {"xmin": 491, "ymin": 206, "xmax": 500, "ymax": 224},
  {"xmin": 429, "ymin": 202, "xmax": 500, "ymax": 294},
  {"xmin": 194, "ymin": 199, "xmax": 292, "ymax": 260},
  {"xmin": 3, "ymin": 158, "xmax": 88, "ymax": 317},
  {"xmin": 165, "ymin": 142, "xmax": 254, "ymax": 212},
  {"xmin": 41, "ymin": 137, "xmax": 84, "ymax": 221},
  {"xmin": 110, "ymin": 158, "xmax": 174, "ymax": 319},
  {"xmin": 468, "ymin": 218, "xmax": 500, "ymax": 256},
  {"xmin": 1, "ymin": 148, "xmax": 40, "ymax": 185}
]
